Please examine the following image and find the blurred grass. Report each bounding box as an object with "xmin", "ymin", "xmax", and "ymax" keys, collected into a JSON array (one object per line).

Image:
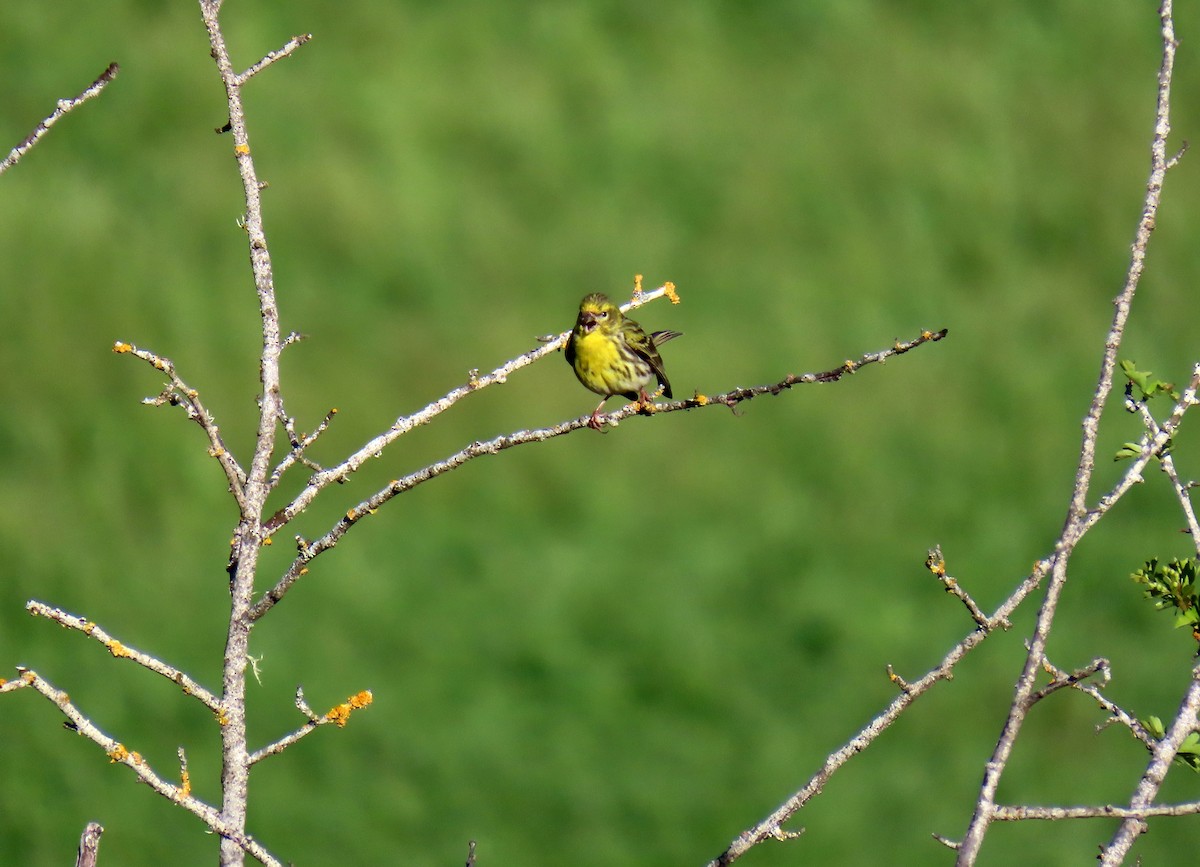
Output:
[{"xmin": 3, "ymin": 1, "xmax": 1200, "ymax": 865}]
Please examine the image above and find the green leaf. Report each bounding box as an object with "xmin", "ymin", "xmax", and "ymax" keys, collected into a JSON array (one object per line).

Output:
[
  {"xmin": 1132, "ymin": 557, "xmax": 1200, "ymax": 646},
  {"xmin": 1115, "ymin": 442, "xmax": 1144, "ymax": 461},
  {"xmin": 1120, "ymin": 358, "xmax": 1181, "ymax": 402}
]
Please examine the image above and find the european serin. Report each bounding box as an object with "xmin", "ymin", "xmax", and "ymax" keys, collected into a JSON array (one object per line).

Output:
[{"xmin": 565, "ymin": 292, "xmax": 681, "ymax": 430}]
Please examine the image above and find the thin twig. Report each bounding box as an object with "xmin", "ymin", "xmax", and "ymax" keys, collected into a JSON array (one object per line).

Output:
[
  {"xmin": 25, "ymin": 601, "xmax": 222, "ymax": 713},
  {"xmin": 0, "ymin": 63, "xmax": 119, "ymax": 176},
  {"xmin": 270, "ymin": 407, "xmax": 337, "ymax": 486},
  {"xmin": 926, "ymin": 546, "xmax": 1002, "ymax": 629},
  {"xmin": 235, "ymin": 34, "xmax": 313, "ymax": 87},
  {"xmin": 1036, "ymin": 657, "xmax": 1154, "ymax": 748},
  {"xmin": 1132, "ymin": 378, "xmax": 1200, "ymax": 549},
  {"xmin": 995, "ymin": 801, "xmax": 1200, "ymax": 821},
  {"xmin": 247, "ymin": 688, "xmax": 373, "ymax": 765},
  {"xmin": 113, "ymin": 341, "xmax": 249, "ymax": 508},
  {"xmin": 10, "ymin": 669, "xmax": 280, "ymax": 865}
]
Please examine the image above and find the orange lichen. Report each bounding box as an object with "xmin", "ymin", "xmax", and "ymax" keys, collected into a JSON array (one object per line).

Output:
[{"xmin": 326, "ymin": 691, "xmax": 373, "ymax": 727}]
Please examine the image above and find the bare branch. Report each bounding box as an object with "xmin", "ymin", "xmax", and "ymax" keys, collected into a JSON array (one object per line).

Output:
[
  {"xmin": 996, "ymin": 801, "xmax": 1200, "ymax": 821},
  {"xmin": 1128, "ymin": 382, "xmax": 1200, "ymax": 549},
  {"xmin": 235, "ymin": 34, "xmax": 313, "ymax": 87},
  {"xmin": 248, "ymin": 688, "xmax": 373, "ymax": 765},
  {"xmin": 1031, "ymin": 655, "xmax": 1157, "ymax": 751},
  {"xmin": 1160, "ymin": 445, "xmax": 1200, "ymax": 551},
  {"xmin": 925, "ymin": 546, "xmax": 1003, "ymax": 630},
  {"xmin": 113, "ymin": 341, "xmax": 249, "ymax": 507},
  {"xmin": 25, "ymin": 601, "xmax": 222, "ymax": 714},
  {"xmin": 270, "ymin": 407, "xmax": 338, "ymax": 486},
  {"xmin": 10, "ymin": 668, "xmax": 280, "ymax": 864},
  {"xmin": 1026, "ymin": 657, "xmax": 1110, "ymax": 708},
  {"xmin": 0, "ymin": 63, "xmax": 119, "ymax": 176},
  {"xmin": 74, "ymin": 822, "xmax": 103, "ymax": 867}
]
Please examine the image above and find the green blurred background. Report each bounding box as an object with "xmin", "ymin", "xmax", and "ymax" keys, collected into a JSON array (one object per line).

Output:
[{"xmin": 4, "ymin": 1, "xmax": 1200, "ymax": 864}]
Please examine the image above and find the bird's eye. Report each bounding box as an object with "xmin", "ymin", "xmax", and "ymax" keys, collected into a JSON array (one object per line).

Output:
[{"xmin": 597, "ymin": 310, "xmax": 608, "ymax": 319}]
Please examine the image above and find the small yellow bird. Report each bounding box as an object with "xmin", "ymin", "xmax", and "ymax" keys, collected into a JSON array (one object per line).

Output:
[{"xmin": 565, "ymin": 293, "xmax": 681, "ymax": 430}]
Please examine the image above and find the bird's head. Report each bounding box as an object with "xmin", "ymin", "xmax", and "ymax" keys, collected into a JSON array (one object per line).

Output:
[{"xmin": 575, "ymin": 293, "xmax": 622, "ymax": 335}]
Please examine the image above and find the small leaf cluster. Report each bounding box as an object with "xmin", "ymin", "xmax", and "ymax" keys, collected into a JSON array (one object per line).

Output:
[
  {"xmin": 1135, "ymin": 556, "xmax": 1200, "ymax": 772},
  {"xmin": 1121, "ymin": 359, "xmax": 1180, "ymax": 403},
  {"xmin": 1131, "ymin": 557, "xmax": 1199, "ymax": 633}
]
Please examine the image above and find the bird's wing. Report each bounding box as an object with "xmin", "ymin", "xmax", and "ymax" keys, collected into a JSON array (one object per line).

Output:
[{"xmin": 626, "ymin": 322, "xmax": 673, "ymax": 398}]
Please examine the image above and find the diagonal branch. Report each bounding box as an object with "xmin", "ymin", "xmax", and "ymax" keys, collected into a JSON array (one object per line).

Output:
[
  {"xmin": 0, "ymin": 63, "xmax": 119, "ymax": 176},
  {"xmin": 1128, "ymin": 370, "xmax": 1200, "ymax": 549},
  {"xmin": 1036, "ymin": 656, "xmax": 1153, "ymax": 749},
  {"xmin": 7, "ymin": 668, "xmax": 280, "ymax": 866},
  {"xmin": 235, "ymin": 34, "xmax": 313, "ymax": 87},
  {"xmin": 25, "ymin": 601, "xmax": 222, "ymax": 713},
  {"xmin": 248, "ymin": 687, "xmax": 373, "ymax": 765},
  {"xmin": 113, "ymin": 341, "xmax": 249, "ymax": 508}
]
